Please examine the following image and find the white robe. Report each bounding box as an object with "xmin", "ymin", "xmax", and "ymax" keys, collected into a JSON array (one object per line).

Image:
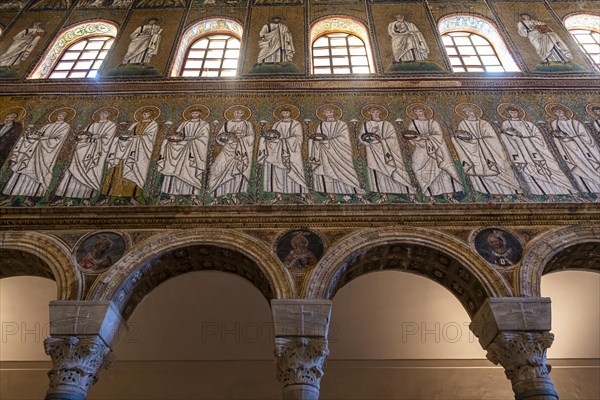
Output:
[
  {"xmin": 0, "ymin": 26, "xmax": 44, "ymax": 67},
  {"xmin": 55, "ymin": 120, "xmax": 117, "ymax": 198},
  {"xmin": 360, "ymin": 120, "xmax": 414, "ymax": 194},
  {"xmin": 257, "ymin": 22, "xmax": 294, "ymax": 63},
  {"xmin": 158, "ymin": 119, "xmax": 209, "ymax": 195},
  {"xmin": 518, "ymin": 20, "xmax": 572, "ymax": 62},
  {"xmin": 452, "ymin": 119, "xmax": 521, "ymax": 195},
  {"xmin": 257, "ymin": 119, "xmax": 308, "ymax": 193},
  {"xmin": 3, "ymin": 121, "xmax": 70, "ymax": 197},
  {"xmin": 106, "ymin": 120, "xmax": 158, "ymax": 189},
  {"xmin": 388, "ymin": 20, "xmax": 429, "ymax": 62},
  {"xmin": 500, "ymin": 119, "xmax": 574, "ymax": 195},
  {"xmin": 122, "ymin": 24, "xmax": 162, "ymax": 64},
  {"xmin": 309, "ymin": 120, "xmax": 364, "ymax": 194},
  {"xmin": 552, "ymin": 118, "xmax": 600, "ymax": 193},
  {"xmin": 409, "ymin": 118, "xmax": 463, "ymax": 196},
  {"xmin": 209, "ymin": 120, "xmax": 255, "ymax": 196}
]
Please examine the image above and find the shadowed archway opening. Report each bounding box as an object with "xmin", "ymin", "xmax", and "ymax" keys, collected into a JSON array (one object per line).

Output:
[
  {"xmin": 0, "ymin": 249, "xmax": 56, "ymax": 280},
  {"xmin": 325, "ymin": 243, "xmax": 489, "ymax": 318},
  {"xmin": 112, "ymin": 244, "xmax": 275, "ymax": 320},
  {"xmin": 543, "ymin": 242, "xmax": 600, "ymax": 274}
]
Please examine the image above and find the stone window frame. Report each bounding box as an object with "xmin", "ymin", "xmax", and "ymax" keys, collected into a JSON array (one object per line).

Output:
[
  {"xmin": 438, "ymin": 14, "xmax": 521, "ymax": 73},
  {"xmin": 29, "ymin": 20, "xmax": 118, "ymax": 80},
  {"xmin": 309, "ymin": 16, "xmax": 376, "ymax": 75},
  {"xmin": 170, "ymin": 17, "xmax": 243, "ymax": 78}
]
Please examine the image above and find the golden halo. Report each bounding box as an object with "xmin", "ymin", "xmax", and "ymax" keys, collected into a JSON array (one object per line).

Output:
[
  {"xmin": 224, "ymin": 105, "xmax": 252, "ymax": 121},
  {"xmin": 455, "ymin": 102, "xmax": 483, "ymax": 119},
  {"xmin": 134, "ymin": 105, "xmax": 161, "ymax": 122},
  {"xmin": 315, "ymin": 104, "xmax": 343, "ymax": 121},
  {"xmin": 273, "ymin": 104, "xmax": 300, "ymax": 121},
  {"xmin": 182, "ymin": 104, "xmax": 210, "ymax": 121},
  {"xmin": 360, "ymin": 104, "xmax": 389, "ymax": 121},
  {"xmin": 92, "ymin": 106, "xmax": 119, "ymax": 123},
  {"xmin": 585, "ymin": 102, "xmax": 600, "ymax": 119},
  {"xmin": 544, "ymin": 103, "xmax": 573, "ymax": 119},
  {"xmin": 497, "ymin": 103, "xmax": 526, "ymax": 120},
  {"xmin": 48, "ymin": 107, "xmax": 77, "ymax": 123},
  {"xmin": 0, "ymin": 106, "xmax": 27, "ymax": 123},
  {"xmin": 405, "ymin": 103, "xmax": 434, "ymax": 120}
]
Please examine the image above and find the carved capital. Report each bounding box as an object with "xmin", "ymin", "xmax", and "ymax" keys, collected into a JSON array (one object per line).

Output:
[
  {"xmin": 44, "ymin": 336, "xmax": 113, "ymax": 400},
  {"xmin": 274, "ymin": 337, "xmax": 329, "ymax": 388},
  {"xmin": 486, "ymin": 331, "xmax": 557, "ymax": 399}
]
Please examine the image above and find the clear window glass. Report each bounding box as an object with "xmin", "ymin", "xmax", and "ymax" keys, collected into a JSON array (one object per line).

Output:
[
  {"xmin": 312, "ymin": 32, "xmax": 373, "ymax": 75},
  {"xmin": 180, "ymin": 34, "xmax": 240, "ymax": 78},
  {"xmin": 48, "ymin": 36, "xmax": 114, "ymax": 79},
  {"xmin": 441, "ymin": 31, "xmax": 505, "ymax": 72},
  {"xmin": 569, "ymin": 28, "xmax": 600, "ymax": 69}
]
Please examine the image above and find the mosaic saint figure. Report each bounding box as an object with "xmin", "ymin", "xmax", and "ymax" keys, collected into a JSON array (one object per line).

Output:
[
  {"xmin": 518, "ymin": 14, "xmax": 572, "ymax": 64},
  {"xmin": 121, "ymin": 18, "xmax": 162, "ymax": 65},
  {"xmin": 452, "ymin": 103, "xmax": 522, "ymax": 197},
  {"xmin": 209, "ymin": 106, "xmax": 255, "ymax": 198},
  {"xmin": 0, "ymin": 22, "xmax": 45, "ymax": 68},
  {"xmin": 257, "ymin": 17, "xmax": 295, "ymax": 64},
  {"xmin": 77, "ymin": 235, "xmax": 114, "ymax": 271},
  {"xmin": 1, "ymin": 107, "xmax": 75, "ymax": 206},
  {"xmin": 587, "ymin": 103, "xmax": 600, "ymax": 136},
  {"xmin": 405, "ymin": 103, "xmax": 463, "ymax": 199},
  {"xmin": 547, "ymin": 103, "xmax": 600, "ymax": 194},
  {"xmin": 388, "ymin": 15, "xmax": 429, "ymax": 62},
  {"xmin": 100, "ymin": 106, "xmax": 160, "ymax": 205},
  {"xmin": 0, "ymin": 107, "xmax": 25, "ymax": 168},
  {"xmin": 157, "ymin": 105, "xmax": 210, "ymax": 202},
  {"xmin": 496, "ymin": 103, "xmax": 575, "ymax": 197},
  {"xmin": 359, "ymin": 104, "xmax": 415, "ymax": 195},
  {"xmin": 52, "ymin": 107, "xmax": 119, "ymax": 205},
  {"xmin": 309, "ymin": 104, "xmax": 364, "ymax": 199},
  {"xmin": 284, "ymin": 231, "xmax": 318, "ymax": 280},
  {"xmin": 257, "ymin": 105, "xmax": 308, "ymax": 200}
]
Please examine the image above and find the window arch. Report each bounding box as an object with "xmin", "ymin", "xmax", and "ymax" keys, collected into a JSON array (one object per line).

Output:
[
  {"xmin": 564, "ymin": 14, "xmax": 600, "ymax": 70},
  {"xmin": 439, "ymin": 15, "xmax": 520, "ymax": 73},
  {"xmin": 171, "ymin": 18, "xmax": 243, "ymax": 78},
  {"xmin": 310, "ymin": 16, "xmax": 376, "ymax": 75},
  {"xmin": 29, "ymin": 20, "xmax": 118, "ymax": 79}
]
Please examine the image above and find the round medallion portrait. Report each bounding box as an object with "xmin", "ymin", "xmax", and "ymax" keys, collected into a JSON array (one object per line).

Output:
[
  {"xmin": 474, "ymin": 228, "xmax": 522, "ymax": 267},
  {"xmin": 276, "ymin": 229, "xmax": 324, "ymax": 273},
  {"xmin": 75, "ymin": 232, "xmax": 126, "ymax": 273}
]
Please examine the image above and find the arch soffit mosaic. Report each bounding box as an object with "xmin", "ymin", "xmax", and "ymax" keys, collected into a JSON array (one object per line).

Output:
[
  {"xmin": 518, "ymin": 224, "xmax": 600, "ymax": 297},
  {"xmin": 304, "ymin": 227, "xmax": 512, "ymax": 316},
  {"xmin": 88, "ymin": 229, "xmax": 296, "ymax": 305},
  {"xmin": 0, "ymin": 231, "xmax": 79, "ymax": 300}
]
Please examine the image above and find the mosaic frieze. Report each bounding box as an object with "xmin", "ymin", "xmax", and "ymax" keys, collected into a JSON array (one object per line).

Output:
[{"xmin": 1, "ymin": 92, "xmax": 599, "ymax": 208}]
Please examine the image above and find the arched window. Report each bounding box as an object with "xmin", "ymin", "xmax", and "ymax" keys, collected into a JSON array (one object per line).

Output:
[
  {"xmin": 310, "ymin": 16, "xmax": 375, "ymax": 75},
  {"xmin": 564, "ymin": 14, "xmax": 600, "ymax": 70},
  {"xmin": 171, "ymin": 18, "xmax": 243, "ymax": 78},
  {"xmin": 29, "ymin": 20, "xmax": 118, "ymax": 79},
  {"xmin": 439, "ymin": 15, "xmax": 520, "ymax": 73}
]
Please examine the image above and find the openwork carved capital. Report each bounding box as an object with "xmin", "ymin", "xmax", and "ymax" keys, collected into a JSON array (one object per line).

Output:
[
  {"xmin": 274, "ymin": 337, "xmax": 329, "ymax": 388},
  {"xmin": 44, "ymin": 336, "xmax": 113, "ymax": 398},
  {"xmin": 486, "ymin": 331, "xmax": 557, "ymax": 398}
]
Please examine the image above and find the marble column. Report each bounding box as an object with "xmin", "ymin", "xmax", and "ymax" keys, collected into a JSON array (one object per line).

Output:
[
  {"xmin": 44, "ymin": 301, "xmax": 124, "ymax": 400},
  {"xmin": 271, "ymin": 300, "xmax": 332, "ymax": 400},
  {"xmin": 470, "ymin": 297, "xmax": 558, "ymax": 400}
]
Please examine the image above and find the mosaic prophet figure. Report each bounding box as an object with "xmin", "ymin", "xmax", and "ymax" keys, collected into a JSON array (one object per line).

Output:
[
  {"xmin": 518, "ymin": 14, "xmax": 572, "ymax": 64},
  {"xmin": 0, "ymin": 22, "xmax": 45, "ymax": 68},
  {"xmin": 257, "ymin": 17, "xmax": 295, "ymax": 64},
  {"xmin": 388, "ymin": 15, "xmax": 429, "ymax": 62},
  {"xmin": 121, "ymin": 18, "xmax": 162, "ymax": 66}
]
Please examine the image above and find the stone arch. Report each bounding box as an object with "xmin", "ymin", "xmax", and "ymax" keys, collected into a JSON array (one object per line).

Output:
[
  {"xmin": 518, "ymin": 224, "xmax": 600, "ymax": 297},
  {"xmin": 0, "ymin": 231, "xmax": 79, "ymax": 300},
  {"xmin": 88, "ymin": 229, "xmax": 295, "ymax": 320},
  {"xmin": 304, "ymin": 227, "xmax": 511, "ymax": 318}
]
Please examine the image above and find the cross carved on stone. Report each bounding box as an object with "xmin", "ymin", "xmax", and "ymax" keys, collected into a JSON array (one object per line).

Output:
[
  {"xmin": 289, "ymin": 305, "xmax": 314, "ymax": 335},
  {"xmin": 508, "ymin": 303, "xmax": 535, "ymax": 329}
]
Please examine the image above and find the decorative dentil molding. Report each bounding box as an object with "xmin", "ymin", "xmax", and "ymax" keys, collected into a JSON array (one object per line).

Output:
[
  {"xmin": 274, "ymin": 337, "xmax": 329, "ymax": 388},
  {"xmin": 485, "ymin": 331, "xmax": 555, "ymax": 392},
  {"xmin": 44, "ymin": 336, "xmax": 113, "ymax": 398}
]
